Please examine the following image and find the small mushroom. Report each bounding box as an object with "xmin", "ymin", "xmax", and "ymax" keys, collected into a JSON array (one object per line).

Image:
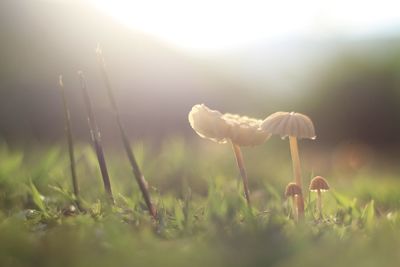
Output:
[
  {"xmin": 261, "ymin": 111, "xmax": 316, "ymax": 218},
  {"xmin": 309, "ymin": 176, "xmax": 330, "ymax": 218},
  {"xmin": 285, "ymin": 182, "xmax": 302, "ymax": 221},
  {"xmin": 188, "ymin": 104, "xmax": 269, "ymax": 206}
]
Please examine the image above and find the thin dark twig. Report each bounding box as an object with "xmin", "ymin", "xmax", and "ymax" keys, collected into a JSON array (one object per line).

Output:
[
  {"xmin": 58, "ymin": 75, "xmax": 81, "ymax": 208},
  {"xmin": 96, "ymin": 46, "xmax": 156, "ymax": 219},
  {"xmin": 78, "ymin": 71, "xmax": 114, "ymax": 204}
]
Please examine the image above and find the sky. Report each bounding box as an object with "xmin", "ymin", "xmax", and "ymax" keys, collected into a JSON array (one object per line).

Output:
[
  {"xmin": 89, "ymin": 0, "xmax": 400, "ymax": 51},
  {"xmin": 2, "ymin": 0, "xmax": 400, "ymax": 149}
]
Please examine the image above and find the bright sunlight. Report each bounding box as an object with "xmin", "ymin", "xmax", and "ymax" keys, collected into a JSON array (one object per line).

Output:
[{"xmin": 90, "ymin": 0, "xmax": 400, "ymax": 51}]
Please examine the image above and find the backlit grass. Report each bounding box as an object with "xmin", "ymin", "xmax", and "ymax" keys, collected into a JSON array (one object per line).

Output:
[{"xmin": 0, "ymin": 139, "xmax": 399, "ymax": 267}]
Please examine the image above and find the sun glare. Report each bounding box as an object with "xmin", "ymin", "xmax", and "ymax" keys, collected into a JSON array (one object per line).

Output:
[{"xmin": 90, "ymin": 0, "xmax": 400, "ymax": 51}]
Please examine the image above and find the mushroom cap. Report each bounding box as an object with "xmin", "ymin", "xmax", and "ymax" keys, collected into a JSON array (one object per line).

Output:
[
  {"xmin": 261, "ymin": 111, "xmax": 316, "ymax": 139},
  {"xmin": 309, "ymin": 176, "xmax": 330, "ymax": 192},
  {"xmin": 223, "ymin": 113, "xmax": 271, "ymax": 146},
  {"xmin": 285, "ymin": 182, "xmax": 302, "ymax": 197},
  {"xmin": 188, "ymin": 104, "xmax": 270, "ymax": 146},
  {"xmin": 188, "ymin": 104, "xmax": 231, "ymax": 143}
]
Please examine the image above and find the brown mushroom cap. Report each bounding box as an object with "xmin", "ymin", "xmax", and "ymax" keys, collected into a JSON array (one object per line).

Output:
[
  {"xmin": 309, "ymin": 176, "xmax": 330, "ymax": 192},
  {"xmin": 285, "ymin": 182, "xmax": 302, "ymax": 197},
  {"xmin": 261, "ymin": 111, "xmax": 316, "ymax": 139}
]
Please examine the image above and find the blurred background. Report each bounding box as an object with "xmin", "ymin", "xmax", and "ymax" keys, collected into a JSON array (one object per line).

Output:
[{"xmin": 2, "ymin": 0, "xmax": 400, "ymax": 171}]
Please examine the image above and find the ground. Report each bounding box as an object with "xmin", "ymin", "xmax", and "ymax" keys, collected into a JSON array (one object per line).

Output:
[{"xmin": 0, "ymin": 138, "xmax": 399, "ymax": 267}]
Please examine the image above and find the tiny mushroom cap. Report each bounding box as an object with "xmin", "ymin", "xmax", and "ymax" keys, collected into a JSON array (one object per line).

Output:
[
  {"xmin": 285, "ymin": 182, "xmax": 302, "ymax": 198},
  {"xmin": 223, "ymin": 113, "xmax": 271, "ymax": 146},
  {"xmin": 188, "ymin": 104, "xmax": 231, "ymax": 143},
  {"xmin": 309, "ymin": 176, "xmax": 330, "ymax": 192},
  {"xmin": 261, "ymin": 111, "xmax": 316, "ymax": 139}
]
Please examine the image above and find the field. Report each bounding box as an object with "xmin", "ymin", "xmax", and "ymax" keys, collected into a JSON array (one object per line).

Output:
[
  {"xmin": 1, "ymin": 137, "xmax": 400, "ymax": 267},
  {"xmin": 3, "ymin": 1, "xmax": 400, "ymax": 266}
]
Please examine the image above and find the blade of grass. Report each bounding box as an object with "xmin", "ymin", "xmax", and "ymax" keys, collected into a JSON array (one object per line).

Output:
[
  {"xmin": 78, "ymin": 71, "xmax": 114, "ymax": 204},
  {"xmin": 29, "ymin": 179, "xmax": 50, "ymax": 219},
  {"xmin": 58, "ymin": 75, "xmax": 81, "ymax": 209},
  {"xmin": 95, "ymin": 46, "xmax": 156, "ymax": 219}
]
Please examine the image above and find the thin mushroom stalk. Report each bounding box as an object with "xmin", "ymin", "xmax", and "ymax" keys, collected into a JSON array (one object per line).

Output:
[
  {"xmin": 96, "ymin": 46, "xmax": 156, "ymax": 219},
  {"xmin": 292, "ymin": 196, "xmax": 298, "ymax": 221},
  {"xmin": 289, "ymin": 136, "xmax": 305, "ymax": 218},
  {"xmin": 317, "ymin": 189, "xmax": 322, "ymax": 217},
  {"xmin": 231, "ymin": 141, "xmax": 251, "ymax": 206}
]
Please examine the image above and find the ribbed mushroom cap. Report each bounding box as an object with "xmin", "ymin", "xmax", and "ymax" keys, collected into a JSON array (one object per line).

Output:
[
  {"xmin": 285, "ymin": 182, "xmax": 302, "ymax": 197},
  {"xmin": 261, "ymin": 111, "xmax": 316, "ymax": 139},
  {"xmin": 223, "ymin": 113, "xmax": 271, "ymax": 146},
  {"xmin": 309, "ymin": 176, "xmax": 330, "ymax": 192}
]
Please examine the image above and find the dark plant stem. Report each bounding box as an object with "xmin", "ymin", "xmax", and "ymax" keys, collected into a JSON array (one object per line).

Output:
[
  {"xmin": 78, "ymin": 71, "xmax": 114, "ymax": 204},
  {"xmin": 231, "ymin": 141, "xmax": 251, "ymax": 207},
  {"xmin": 95, "ymin": 47, "xmax": 156, "ymax": 219},
  {"xmin": 58, "ymin": 75, "xmax": 81, "ymax": 208}
]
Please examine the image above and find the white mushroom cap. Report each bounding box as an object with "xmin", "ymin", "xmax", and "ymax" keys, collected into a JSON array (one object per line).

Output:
[
  {"xmin": 188, "ymin": 104, "xmax": 270, "ymax": 146},
  {"xmin": 223, "ymin": 113, "xmax": 271, "ymax": 146},
  {"xmin": 261, "ymin": 111, "xmax": 316, "ymax": 139},
  {"xmin": 188, "ymin": 104, "xmax": 230, "ymax": 143}
]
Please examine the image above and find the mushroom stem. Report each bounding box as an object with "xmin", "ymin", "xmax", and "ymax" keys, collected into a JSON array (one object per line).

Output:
[
  {"xmin": 231, "ymin": 141, "xmax": 251, "ymax": 206},
  {"xmin": 292, "ymin": 196, "xmax": 298, "ymax": 221},
  {"xmin": 317, "ymin": 189, "xmax": 322, "ymax": 218},
  {"xmin": 289, "ymin": 136, "xmax": 305, "ymax": 218}
]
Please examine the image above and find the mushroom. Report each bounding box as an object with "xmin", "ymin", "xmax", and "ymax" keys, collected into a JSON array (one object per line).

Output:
[
  {"xmin": 285, "ymin": 182, "xmax": 302, "ymax": 221},
  {"xmin": 261, "ymin": 111, "xmax": 316, "ymax": 218},
  {"xmin": 188, "ymin": 104, "xmax": 270, "ymax": 206},
  {"xmin": 309, "ymin": 176, "xmax": 330, "ymax": 218}
]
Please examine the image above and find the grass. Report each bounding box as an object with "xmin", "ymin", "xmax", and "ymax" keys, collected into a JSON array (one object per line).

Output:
[{"xmin": 0, "ymin": 138, "xmax": 400, "ymax": 267}]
